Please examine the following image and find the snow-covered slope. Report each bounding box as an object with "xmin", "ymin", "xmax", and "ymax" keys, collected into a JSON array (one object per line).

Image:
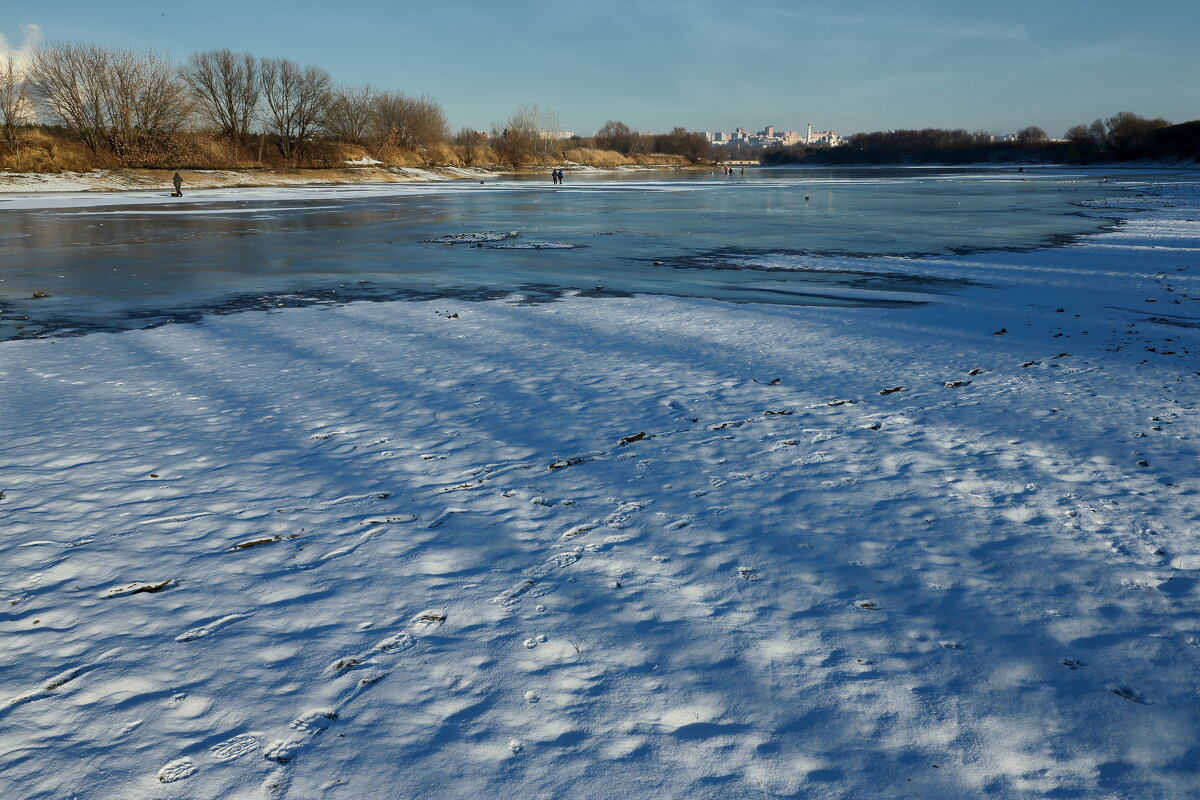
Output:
[{"xmin": 2, "ymin": 181, "xmax": 1199, "ymax": 799}]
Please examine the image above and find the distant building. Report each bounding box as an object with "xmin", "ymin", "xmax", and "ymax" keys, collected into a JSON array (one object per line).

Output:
[
  {"xmin": 704, "ymin": 123, "xmax": 840, "ymax": 148},
  {"xmin": 539, "ymin": 131, "xmax": 575, "ymax": 140},
  {"xmin": 807, "ymin": 130, "xmax": 840, "ymax": 146}
]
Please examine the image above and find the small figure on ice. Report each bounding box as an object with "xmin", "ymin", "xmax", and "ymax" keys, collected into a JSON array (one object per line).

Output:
[{"xmin": 171, "ymin": 172, "xmax": 183, "ymax": 197}]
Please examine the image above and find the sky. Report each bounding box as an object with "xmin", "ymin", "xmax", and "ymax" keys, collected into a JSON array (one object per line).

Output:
[{"xmin": 2, "ymin": 0, "xmax": 1197, "ymax": 138}]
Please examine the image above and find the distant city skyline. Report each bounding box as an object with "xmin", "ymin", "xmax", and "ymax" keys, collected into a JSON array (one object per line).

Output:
[
  {"xmin": 704, "ymin": 125, "xmax": 842, "ymax": 149},
  {"xmin": 2, "ymin": 1, "xmax": 1197, "ymax": 138}
]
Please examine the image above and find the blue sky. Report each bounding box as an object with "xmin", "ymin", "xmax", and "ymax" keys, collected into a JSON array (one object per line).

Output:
[{"xmin": 2, "ymin": 0, "xmax": 1197, "ymax": 137}]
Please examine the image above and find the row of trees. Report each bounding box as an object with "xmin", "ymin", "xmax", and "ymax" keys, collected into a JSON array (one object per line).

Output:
[
  {"xmin": 1, "ymin": 41, "xmax": 714, "ymax": 169},
  {"xmin": 578, "ymin": 119, "xmax": 710, "ymax": 162},
  {"xmin": 1063, "ymin": 112, "xmax": 1174, "ymax": 160},
  {"xmin": 9, "ymin": 43, "xmax": 449, "ymax": 164},
  {"xmin": 763, "ymin": 113, "xmax": 1192, "ymax": 165}
]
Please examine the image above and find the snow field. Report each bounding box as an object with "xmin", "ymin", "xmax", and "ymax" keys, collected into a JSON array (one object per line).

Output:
[{"xmin": 1, "ymin": 181, "xmax": 1199, "ymax": 799}]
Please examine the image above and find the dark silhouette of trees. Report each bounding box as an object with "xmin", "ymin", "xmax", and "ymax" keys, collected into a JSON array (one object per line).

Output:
[
  {"xmin": 1145, "ymin": 121, "xmax": 1200, "ymax": 161},
  {"xmin": 1016, "ymin": 126, "xmax": 1046, "ymax": 146},
  {"xmin": 1102, "ymin": 111, "xmax": 1171, "ymax": 159},
  {"xmin": 765, "ymin": 113, "xmax": 1189, "ymax": 166},
  {"xmin": 652, "ymin": 127, "xmax": 710, "ymax": 163},
  {"xmin": 595, "ymin": 120, "xmax": 648, "ymax": 155},
  {"xmin": 1063, "ymin": 123, "xmax": 1102, "ymax": 161},
  {"xmin": 1060, "ymin": 113, "xmax": 1172, "ymax": 161}
]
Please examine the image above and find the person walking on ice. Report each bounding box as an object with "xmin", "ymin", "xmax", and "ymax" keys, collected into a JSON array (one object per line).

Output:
[{"xmin": 172, "ymin": 172, "xmax": 183, "ymax": 197}]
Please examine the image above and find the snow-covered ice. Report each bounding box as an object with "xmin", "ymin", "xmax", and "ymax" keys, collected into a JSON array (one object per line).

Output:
[{"xmin": 2, "ymin": 179, "xmax": 1200, "ymax": 799}]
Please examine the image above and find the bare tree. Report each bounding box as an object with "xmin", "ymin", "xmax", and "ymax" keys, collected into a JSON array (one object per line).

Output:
[
  {"xmin": 596, "ymin": 120, "xmax": 640, "ymax": 154},
  {"xmin": 28, "ymin": 42, "xmax": 109, "ymax": 152},
  {"xmin": 1016, "ymin": 126, "xmax": 1046, "ymax": 146},
  {"xmin": 324, "ymin": 84, "xmax": 375, "ymax": 145},
  {"xmin": 28, "ymin": 42, "xmax": 189, "ymax": 160},
  {"xmin": 368, "ymin": 91, "xmax": 447, "ymax": 154},
  {"xmin": 1103, "ymin": 111, "xmax": 1171, "ymax": 159},
  {"xmin": 183, "ymin": 50, "xmax": 260, "ymax": 146},
  {"xmin": 653, "ymin": 127, "xmax": 710, "ymax": 163},
  {"xmin": 491, "ymin": 103, "xmax": 559, "ymax": 167},
  {"xmin": 259, "ymin": 57, "xmax": 332, "ymax": 159},
  {"xmin": 452, "ymin": 127, "xmax": 487, "ymax": 167},
  {"xmin": 0, "ymin": 56, "xmax": 31, "ymax": 149},
  {"xmin": 103, "ymin": 48, "xmax": 191, "ymax": 158}
]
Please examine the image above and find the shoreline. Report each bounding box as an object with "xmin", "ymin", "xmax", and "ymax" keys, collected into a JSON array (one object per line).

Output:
[
  {"xmin": 2, "ymin": 159, "xmax": 1193, "ymax": 196},
  {"xmin": 0, "ymin": 163, "xmax": 706, "ymax": 195}
]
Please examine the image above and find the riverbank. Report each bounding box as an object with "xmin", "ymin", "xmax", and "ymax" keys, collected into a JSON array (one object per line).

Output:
[
  {"xmin": 2, "ymin": 177, "xmax": 1199, "ymax": 799},
  {"xmin": 0, "ymin": 161, "xmax": 709, "ymax": 194},
  {"xmin": 0, "ymin": 165, "xmax": 494, "ymax": 193}
]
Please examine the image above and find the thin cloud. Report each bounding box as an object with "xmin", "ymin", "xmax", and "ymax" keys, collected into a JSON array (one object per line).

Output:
[
  {"xmin": 0, "ymin": 23, "xmax": 43, "ymax": 71},
  {"xmin": 770, "ymin": 9, "xmax": 1033, "ymax": 44}
]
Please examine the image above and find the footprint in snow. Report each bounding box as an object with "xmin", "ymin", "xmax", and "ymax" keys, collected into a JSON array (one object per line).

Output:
[
  {"xmin": 524, "ymin": 634, "xmax": 548, "ymax": 649},
  {"xmin": 491, "ymin": 579, "xmax": 536, "ymax": 607},
  {"xmin": 210, "ymin": 733, "xmax": 261, "ymax": 762},
  {"xmin": 156, "ymin": 757, "xmax": 197, "ymax": 782},
  {"xmin": 375, "ymin": 632, "xmax": 416, "ymax": 653},
  {"xmin": 264, "ymin": 711, "xmax": 339, "ymax": 763},
  {"xmin": 527, "ymin": 552, "xmax": 580, "ymax": 576}
]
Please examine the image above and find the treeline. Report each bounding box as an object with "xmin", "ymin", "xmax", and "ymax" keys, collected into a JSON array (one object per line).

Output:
[
  {"xmin": 762, "ymin": 112, "xmax": 1199, "ymax": 165},
  {"xmin": 0, "ymin": 42, "xmax": 710, "ymax": 172},
  {"xmin": 586, "ymin": 120, "xmax": 710, "ymax": 163}
]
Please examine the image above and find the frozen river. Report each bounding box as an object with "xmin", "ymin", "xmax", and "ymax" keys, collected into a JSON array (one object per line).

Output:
[{"xmin": 0, "ymin": 166, "xmax": 1166, "ymax": 339}]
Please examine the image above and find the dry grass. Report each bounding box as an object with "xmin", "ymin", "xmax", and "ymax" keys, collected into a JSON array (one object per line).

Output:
[
  {"xmin": 630, "ymin": 152, "xmax": 690, "ymax": 166},
  {"xmin": 0, "ymin": 129, "xmax": 96, "ymax": 173},
  {"xmin": 0, "ymin": 127, "xmax": 699, "ymax": 178},
  {"xmin": 560, "ymin": 147, "xmax": 634, "ymax": 168},
  {"xmin": 558, "ymin": 148, "xmax": 690, "ymax": 168}
]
